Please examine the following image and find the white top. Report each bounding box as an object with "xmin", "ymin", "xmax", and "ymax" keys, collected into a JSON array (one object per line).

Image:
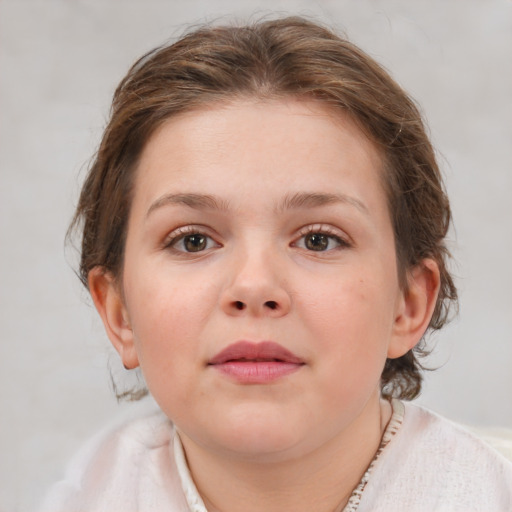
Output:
[{"xmin": 40, "ymin": 401, "xmax": 512, "ymax": 511}]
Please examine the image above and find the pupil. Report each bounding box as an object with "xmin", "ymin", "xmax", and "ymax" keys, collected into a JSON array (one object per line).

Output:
[
  {"xmin": 184, "ymin": 234, "xmax": 206, "ymax": 252},
  {"xmin": 306, "ymin": 233, "xmax": 328, "ymax": 251}
]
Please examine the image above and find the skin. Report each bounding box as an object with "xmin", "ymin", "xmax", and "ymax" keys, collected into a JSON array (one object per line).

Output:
[{"xmin": 90, "ymin": 98, "xmax": 440, "ymax": 512}]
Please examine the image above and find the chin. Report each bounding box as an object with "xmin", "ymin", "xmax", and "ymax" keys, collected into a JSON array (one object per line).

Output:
[{"xmin": 203, "ymin": 405, "xmax": 311, "ymax": 461}]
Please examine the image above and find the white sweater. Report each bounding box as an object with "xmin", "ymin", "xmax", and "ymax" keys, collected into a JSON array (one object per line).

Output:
[{"xmin": 41, "ymin": 401, "xmax": 512, "ymax": 511}]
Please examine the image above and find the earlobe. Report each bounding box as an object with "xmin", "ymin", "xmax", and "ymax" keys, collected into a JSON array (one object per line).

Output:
[
  {"xmin": 388, "ymin": 259, "xmax": 441, "ymax": 359},
  {"xmin": 88, "ymin": 267, "xmax": 140, "ymax": 369}
]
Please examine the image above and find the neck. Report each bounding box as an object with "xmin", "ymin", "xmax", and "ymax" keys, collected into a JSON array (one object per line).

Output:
[{"xmin": 179, "ymin": 395, "xmax": 391, "ymax": 512}]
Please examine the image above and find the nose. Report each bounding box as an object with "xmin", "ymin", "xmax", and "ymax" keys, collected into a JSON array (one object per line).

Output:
[{"xmin": 220, "ymin": 248, "xmax": 291, "ymax": 318}]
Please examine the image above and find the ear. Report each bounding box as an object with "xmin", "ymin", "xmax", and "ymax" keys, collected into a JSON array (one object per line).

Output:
[
  {"xmin": 88, "ymin": 267, "xmax": 140, "ymax": 369},
  {"xmin": 387, "ymin": 259, "xmax": 441, "ymax": 359}
]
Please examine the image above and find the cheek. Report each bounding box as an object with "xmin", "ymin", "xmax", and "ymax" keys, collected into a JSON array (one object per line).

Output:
[
  {"xmin": 304, "ymin": 274, "xmax": 394, "ymax": 334},
  {"xmin": 299, "ymin": 272, "xmax": 396, "ymax": 376},
  {"xmin": 123, "ymin": 265, "xmax": 217, "ymax": 373}
]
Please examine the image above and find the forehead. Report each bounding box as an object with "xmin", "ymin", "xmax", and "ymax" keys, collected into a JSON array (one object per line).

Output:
[{"xmin": 133, "ymin": 98, "xmax": 386, "ymax": 200}]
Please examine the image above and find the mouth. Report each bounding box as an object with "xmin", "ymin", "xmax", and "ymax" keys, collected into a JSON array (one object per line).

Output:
[{"xmin": 208, "ymin": 341, "xmax": 305, "ymax": 384}]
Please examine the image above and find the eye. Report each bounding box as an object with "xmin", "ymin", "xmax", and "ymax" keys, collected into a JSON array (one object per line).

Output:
[
  {"xmin": 165, "ymin": 229, "xmax": 219, "ymax": 253},
  {"xmin": 304, "ymin": 233, "xmax": 333, "ymax": 251},
  {"xmin": 293, "ymin": 226, "xmax": 349, "ymax": 252}
]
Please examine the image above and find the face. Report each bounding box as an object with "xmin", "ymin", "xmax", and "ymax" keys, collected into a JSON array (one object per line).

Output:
[{"xmin": 94, "ymin": 99, "xmax": 426, "ymax": 462}]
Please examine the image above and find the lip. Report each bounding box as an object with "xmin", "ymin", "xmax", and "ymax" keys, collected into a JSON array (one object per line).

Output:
[{"xmin": 208, "ymin": 341, "xmax": 305, "ymax": 384}]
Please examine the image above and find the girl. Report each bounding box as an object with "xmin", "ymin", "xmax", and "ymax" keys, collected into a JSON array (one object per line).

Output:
[{"xmin": 42, "ymin": 16, "xmax": 512, "ymax": 511}]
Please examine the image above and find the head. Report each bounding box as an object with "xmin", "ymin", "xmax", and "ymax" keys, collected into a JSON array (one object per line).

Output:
[{"xmin": 71, "ymin": 16, "xmax": 457, "ymax": 400}]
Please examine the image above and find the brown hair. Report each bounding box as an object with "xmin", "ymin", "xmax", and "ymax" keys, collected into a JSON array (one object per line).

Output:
[{"xmin": 70, "ymin": 16, "xmax": 457, "ymax": 400}]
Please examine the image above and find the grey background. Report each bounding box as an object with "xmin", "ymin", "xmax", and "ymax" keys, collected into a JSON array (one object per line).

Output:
[{"xmin": 1, "ymin": 1, "xmax": 511, "ymax": 510}]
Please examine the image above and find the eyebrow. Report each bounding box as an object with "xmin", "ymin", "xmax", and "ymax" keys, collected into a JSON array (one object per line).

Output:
[
  {"xmin": 146, "ymin": 191, "xmax": 368, "ymax": 218},
  {"xmin": 146, "ymin": 193, "xmax": 230, "ymax": 218},
  {"xmin": 276, "ymin": 192, "xmax": 369, "ymax": 215}
]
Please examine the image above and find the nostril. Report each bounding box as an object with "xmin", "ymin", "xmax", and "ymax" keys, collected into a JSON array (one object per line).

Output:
[
  {"xmin": 235, "ymin": 301, "xmax": 245, "ymax": 310},
  {"xmin": 265, "ymin": 300, "xmax": 278, "ymax": 310}
]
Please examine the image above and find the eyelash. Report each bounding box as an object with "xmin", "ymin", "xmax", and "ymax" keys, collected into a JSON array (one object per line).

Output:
[
  {"xmin": 163, "ymin": 224, "xmax": 351, "ymax": 254},
  {"xmin": 293, "ymin": 224, "xmax": 351, "ymax": 252},
  {"xmin": 163, "ymin": 226, "xmax": 220, "ymax": 254}
]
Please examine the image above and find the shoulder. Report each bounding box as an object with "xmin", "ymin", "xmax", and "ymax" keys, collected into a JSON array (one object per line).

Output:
[
  {"xmin": 358, "ymin": 401, "xmax": 512, "ymax": 511},
  {"xmin": 401, "ymin": 401, "xmax": 512, "ymax": 470},
  {"xmin": 39, "ymin": 410, "xmax": 189, "ymax": 512}
]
